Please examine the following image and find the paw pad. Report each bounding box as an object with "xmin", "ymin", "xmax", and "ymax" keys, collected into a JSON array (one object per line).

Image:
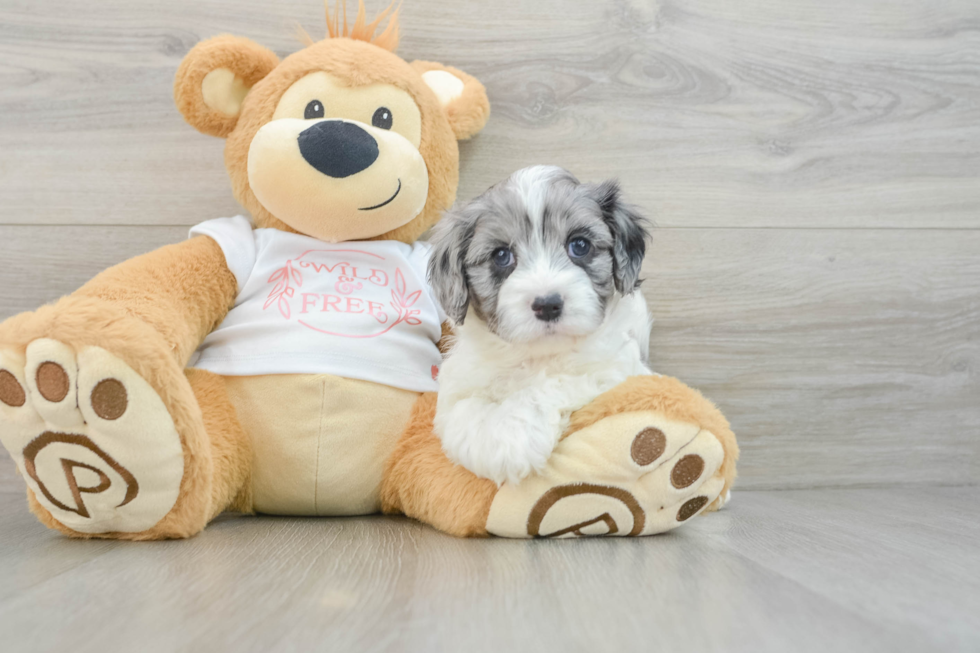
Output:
[
  {"xmin": 0, "ymin": 341, "xmax": 184, "ymax": 534},
  {"xmin": 671, "ymin": 454, "xmax": 705, "ymax": 489},
  {"xmin": 487, "ymin": 410, "xmax": 727, "ymax": 538},
  {"xmin": 630, "ymin": 427, "xmax": 666, "ymax": 466},
  {"xmin": 0, "ymin": 369, "xmax": 25, "ymax": 407},
  {"xmin": 677, "ymin": 496, "xmax": 709, "ymax": 521},
  {"xmin": 36, "ymin": 362, "xmax": 69, "ymax": 402},
  {"xmin": 91, "ymin": 379, "xmax": 128, "ymax": 420}
]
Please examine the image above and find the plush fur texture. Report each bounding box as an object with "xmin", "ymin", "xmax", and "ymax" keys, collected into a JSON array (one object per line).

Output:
[
  {"xmin": 380, "ymin": 393, "xmax": 497, "ymax": 537},
  {"xmin": 174, "ymin": 36, "xmax": 280, "ymax": 139},
  {"xmin": 326, "ymin": 0, "xmax": 400, "ymax": 51},
  {"xmin": 185, "ymin": 368, "xmax": 254, "ymax": 516},
  {"xmin": 245, "ymin": 73, "xmax": 433, "ymax": 242},
  {"xmin": 5, "ymin": 295, "xmax": 215, "ymax": 540},
  {"xmin": 382, "ymin": 373, "xmax": 739, "ymax": 537},
  {"xmin": 0, "ymin": 2, "xmax": 736, "ymax": 541},
  {"xmin": 2, "ymin": 4, "xmax": 492, "ymax": 540},
  {"xmin": 5, "ymin": 237, "xmax": 244, "ymax": 539},
  {"xmin": 76, "ymin": 236, "xmax": 238, "ymax": 366},
  {"xmin": 410, "ymin": 61, "xmax": 491, "ymax": 141},
  {"xmin": 428, "ymin": 167, "xmax": 654, "ymax": 484},
  {"xmin": 175, "ymin": 24, "xmax": 489, "ymax": 245},
  {"xmin": 562, "ymin": 374, "xmax": 739, "ymax": 510}
]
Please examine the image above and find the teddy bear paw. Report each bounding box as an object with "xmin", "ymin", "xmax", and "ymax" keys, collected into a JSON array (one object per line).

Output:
[
  {"xmin": 485, "ymin": 410, "xmax": 726, "ymax": 538},
  {"xmin": 0, "ymin": 339, "xmax": 184, "ymax": 534}
]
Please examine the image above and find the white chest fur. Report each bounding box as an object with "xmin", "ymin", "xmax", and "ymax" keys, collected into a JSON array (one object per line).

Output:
[{"xmin": 434, "ymin": 293, "xmax": 655, "ymax": 484}]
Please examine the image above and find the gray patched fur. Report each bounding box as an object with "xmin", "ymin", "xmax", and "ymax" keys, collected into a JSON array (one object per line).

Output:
[{"xmin": 428, "ymin": 166, "xmax": 650, "ymax": 337}]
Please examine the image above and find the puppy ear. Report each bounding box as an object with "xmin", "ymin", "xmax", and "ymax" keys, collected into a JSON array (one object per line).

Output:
[
  {"xmin": 589, "ymin": 180, "xmax": 650, "ymax": 293},
  {"xmin": 174, "ymin": 35, "xmax": 279, "ymax": 138},
  {"xmin": 412, "ymin": 61, "xmax": 490, "ymax": 141},
  {"xmin": 427, "ymin": 207, "xmax": 477, "ymax": 324}
]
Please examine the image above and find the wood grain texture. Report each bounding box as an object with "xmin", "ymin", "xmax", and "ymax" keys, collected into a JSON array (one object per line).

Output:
[
  {"xmin": 1, "ymin": 0, "xmax": 977, "ymax": 488},
  {"xmin": 0, "ymin": 0, "xmax": 978, "ymax": 227},
  {"xmin": 0, "ymin": 488, "xmax": 977, "ymax": 652},
  {"xmin": 0, "ymin": 226, "xmax": 186, "ymax": 319},
  {"xmin": 0, "ymin": 463, "xmax": 20, "ymax": 496},
  {"xmin": 1, "ymin": 226, "xmax": 977, "ymax": 490},
  {"xmin": 646, "ymin": 228, "xmax": 980, "ymax": 489}
]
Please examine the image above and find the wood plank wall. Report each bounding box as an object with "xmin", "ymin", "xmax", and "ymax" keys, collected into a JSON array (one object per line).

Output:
[{"xmin": 1, "ymin": 0, "xmax": 978, "ymax": 494}]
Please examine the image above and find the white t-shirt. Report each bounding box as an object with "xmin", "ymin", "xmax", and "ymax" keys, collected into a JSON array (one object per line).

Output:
[{"xmin": 187, "ymin": 216, "xmax": 445, "ymax": 392}]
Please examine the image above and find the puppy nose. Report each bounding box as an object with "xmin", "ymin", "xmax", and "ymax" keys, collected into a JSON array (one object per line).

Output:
[
  {"xmin": 298, "ymin": 120, "xmax": 379, "ymax": 178},
  {"xmin": 532, "ymin": 293, "xmax": 564, "ymax": 322}
]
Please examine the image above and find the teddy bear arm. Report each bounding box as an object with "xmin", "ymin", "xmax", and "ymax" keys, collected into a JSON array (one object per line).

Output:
[
  {"xmin": 437, "ymin": 320, "xmax": 454, "ymax": 355},
  {"xmin": 74, "ymin": 235, "xmax": 238, "ymax": 366}
]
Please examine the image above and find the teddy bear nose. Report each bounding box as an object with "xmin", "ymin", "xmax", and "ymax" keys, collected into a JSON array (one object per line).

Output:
[{"xmin": 297, "ymin": 120, "xmax": 379, "ymax": 179}]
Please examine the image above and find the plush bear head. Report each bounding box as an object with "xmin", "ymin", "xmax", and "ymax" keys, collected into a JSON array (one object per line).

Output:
[{"xmin": 174, "ymin": 1, "xmax": 489, "ymax": 244}]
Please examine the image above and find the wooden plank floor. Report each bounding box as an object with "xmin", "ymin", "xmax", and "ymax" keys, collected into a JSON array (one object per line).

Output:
[{"xmin": 1, "ymin": 487, "xmax": 977, "ymax": 652}]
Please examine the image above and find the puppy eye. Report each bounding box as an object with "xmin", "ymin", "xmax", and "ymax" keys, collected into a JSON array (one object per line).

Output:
[
  {"xmin": 492, "ymin": 247, "xmax": 515, "ymax": 268},
  {"xmin": 567, "ymin": 237, "xmax": 592, "ymax": 258},
  {"xmin": 372, "ymin": 107, "xmax": 393, "ymax": 130},
  {"xmin": 304, "ymin": 100, "xmax": 324, "ymax": 120}
]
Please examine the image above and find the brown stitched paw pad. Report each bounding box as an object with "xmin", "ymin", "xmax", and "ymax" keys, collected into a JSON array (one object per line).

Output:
[
  {"xmin": 91, "ymin": 379, "xmax": 128, "ymax": 421},
  {"xmin": 36, "ymin": 362, "xmax": 69, "ymax": 402},
  {"xmin": 487, "ymin": 410, "xmax": 727, "ymax": 538},
  {"xmin": 677, "ymin": 496, "xmax": 709, "ymax": 521},
  {"xmin": 0, "ymin": 340, "xmax": 184, "ymax": 535},
  {"xmin": 671, "ymin": 454, "xmax": 705, "ymax": 489},
  {"xmin": 630, "ymin": 427, "xmax": 667, "ymax": 466},
  {"xmin": 0, "ymin": 369, "xmax": 26, "ymax": 407}
]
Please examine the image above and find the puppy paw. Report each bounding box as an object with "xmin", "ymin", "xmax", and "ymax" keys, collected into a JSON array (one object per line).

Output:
[
  {"xmin": 438, "ymin": 400, "xmax": 561, "ymax": 485},
  {"xmin": 0, "ymin": 339, "xmax": 184, "ymax": 534},
  {"xmin": 485, "ymin": 410, "xmax": 726, "ymax": 537}
]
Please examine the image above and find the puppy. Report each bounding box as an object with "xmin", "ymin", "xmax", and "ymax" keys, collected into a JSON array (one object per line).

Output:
[{"xmin": 427, "ymin": 165, "xmax": 654, "ymax": 484}]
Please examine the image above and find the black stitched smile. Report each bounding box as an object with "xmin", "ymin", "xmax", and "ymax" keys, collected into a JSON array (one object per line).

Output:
[{"xmin": 359, "ymin": 179, "xmax": 401, "ymax": 211}]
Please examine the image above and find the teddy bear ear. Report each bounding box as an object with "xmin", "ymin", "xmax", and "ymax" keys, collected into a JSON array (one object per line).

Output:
[
  {"xmin": 412, "ymin": 61, "xmax": 490, "ymax": 141},
  {"xmin": 174, "ymin": 35, "xmax": 279, "ymax": 138}
]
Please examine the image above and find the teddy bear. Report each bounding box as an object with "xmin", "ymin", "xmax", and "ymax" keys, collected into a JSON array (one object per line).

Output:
[{"xmin": 0, "ymin": 1, "xmax": 738, "ymax": 540}]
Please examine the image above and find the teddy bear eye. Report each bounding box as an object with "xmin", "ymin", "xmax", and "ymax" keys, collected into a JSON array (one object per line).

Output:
[
  {"xmin": 372, "ymin": 107, "xmax": 393, "ymax": 130},
  {"xmin": 304, "ymin": 100, "xmax": 324, "ymax": 120}
]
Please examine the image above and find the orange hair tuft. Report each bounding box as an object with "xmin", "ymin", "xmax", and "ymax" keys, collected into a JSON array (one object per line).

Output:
[
  {"xmin": 325, "ymin": 0, "xmax": 400, "ymax": 52},
  {"xmin": 294, "ymin": 22, "xmax": 316, "ymax": 47}
]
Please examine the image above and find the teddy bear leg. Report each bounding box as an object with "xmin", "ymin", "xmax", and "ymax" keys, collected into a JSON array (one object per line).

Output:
[
  {"xmin": 486, "ymin": 375, "xmax": 739, "ymax": 538},
  {"xmin": 381, "ymin": 377, "xmax": 738, "ymax": 539},
  {"xmin": 0, "ymin": 300, "xmax": 250, "ymax": 540},
  {"xmin": 183, "ymin": 369, "xmax": 253, "ymax": 518},
  {"xmin": 380, "ymin": 393, "xmax": 497, "ymax": 537},
  {"xmin": 562, "ymin": 374, "xmax": 738, "ymax": 508}
]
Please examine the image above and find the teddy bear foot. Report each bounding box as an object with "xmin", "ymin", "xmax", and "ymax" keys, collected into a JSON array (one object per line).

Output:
[
  {"xmin": 0, "ymin": 339, "xmax": 185, "ymax": 535},
  {"xmin": 486, "ymin": 410, "xmax": 726, "ymax": 538}
]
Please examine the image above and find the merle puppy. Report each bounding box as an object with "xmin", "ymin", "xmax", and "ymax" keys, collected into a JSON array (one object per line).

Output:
[{"xmin": 427, "ymin": 165, "xmax": 655, "ymax": 484}]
